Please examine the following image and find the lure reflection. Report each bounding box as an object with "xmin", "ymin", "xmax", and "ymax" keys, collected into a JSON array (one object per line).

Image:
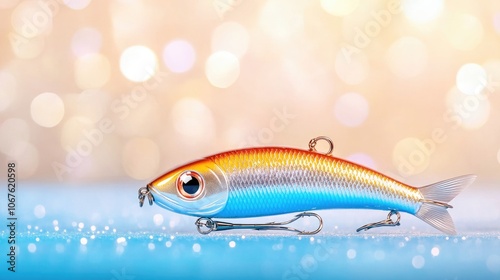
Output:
[{"xmin": 139, "ymin": 136, "xmax": 476, "ymax": 235}]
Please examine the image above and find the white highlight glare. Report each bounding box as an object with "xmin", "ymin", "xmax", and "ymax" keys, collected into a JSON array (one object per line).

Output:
[
  {"xmin": 192, "ymin": 243, "xmax": 201, "ymax": 253},
  {"xmin": 456, "ymin": 63, "xmax": 487, "ymax": 95},
  {"xmin": 34, "ymin": 204, "xmax": 46, "ymax": 219},
  {"xmin": 347, "ymin": 249, "xmax": 356, "ymax": 259},
  {"xmin": 28, "ymin": 243, "xmax": 36, "ymax": 253},
  {"xmin": 431, "ymin": 247, "xmax": 440, "ymax": 257},
  {"xmin": 64, "ymin": 0, "xmax": 91, "ymax": 10},
  {"xmin": 402, "ymin": 0, "xmax": 443, "ymax": 24},
  {"xmin": 153, "ymin": 214, "xmax": 164, "ymax": 226},
  {"xmin": 205, "ymin": 51, "xmax": 240, "ymax": 88},
  {"xmin": 320, "ymin": 0, "xmax": 359, "ymax": 16},
  {"xmin": 120, "ymin": 45, "xmax": 158, "ymax": 82},
  {"xmin": 412, "ymin": 255, "xmax": 425, "ymax": 269},
  {"xmin": 80, "ymin": 238, "xmax": 88, "ymax": 245},
  {"xmin": 229, "ymin": 241, "xmax": 236, "ymax": 248},
  {"xmin": 116, "ymin": 237, "xmax": 126, "ymax": 244}
]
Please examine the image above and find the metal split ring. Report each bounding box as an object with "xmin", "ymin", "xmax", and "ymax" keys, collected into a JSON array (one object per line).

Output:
[{"xmin": 308, "ymin": 136, "xmax": 334, "ymax": 156}]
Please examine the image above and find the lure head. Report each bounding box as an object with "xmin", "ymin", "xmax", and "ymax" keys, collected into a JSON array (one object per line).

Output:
[{"xmin": 146, "ymin": 159, "xmax": 228, "ymax": 217}]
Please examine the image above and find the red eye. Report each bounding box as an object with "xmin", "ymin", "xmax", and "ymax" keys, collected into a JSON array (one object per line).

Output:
[{"xmin": 176, "ymin": 171, "xmax": 204, "ymax": 200}]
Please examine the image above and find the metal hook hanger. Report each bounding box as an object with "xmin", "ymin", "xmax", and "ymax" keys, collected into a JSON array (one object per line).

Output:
[
  {"xmin": 195, "ymin": 212, "xmax": 324, "ymax": 235},
  {"xmin": 356, "ymin": 210, "xmax": 401, "ymax": 232},
  {"xmin": 138, "ymin": 186, "xmax": 154, "ymax": 207},
  {"xmin": 308, "ymin": 136, "xmax": 334, "ymax": 156}
]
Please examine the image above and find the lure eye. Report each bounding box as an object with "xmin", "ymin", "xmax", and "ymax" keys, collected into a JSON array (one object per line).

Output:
[{"xmin": 176, "ymin": 171, "xmax": 204, "ymax": 200}]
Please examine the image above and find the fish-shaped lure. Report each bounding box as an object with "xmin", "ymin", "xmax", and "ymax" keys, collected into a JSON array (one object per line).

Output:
[{"xmin": 139, "ymin": 137, "xmax": 476, "ymax": 234}]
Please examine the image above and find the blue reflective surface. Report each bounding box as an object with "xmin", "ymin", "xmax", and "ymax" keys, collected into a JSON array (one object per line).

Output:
[{"xmin": 1, "ymin": 183, "xmax": 499, "ymax": 279}]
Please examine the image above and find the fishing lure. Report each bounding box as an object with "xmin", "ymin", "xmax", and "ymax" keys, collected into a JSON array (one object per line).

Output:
[{"xmin": 138, "ymin": 136, "xmax": 476, "ymax": 235}]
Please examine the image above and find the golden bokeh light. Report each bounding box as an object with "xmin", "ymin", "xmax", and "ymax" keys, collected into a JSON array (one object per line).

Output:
[
  {"xmin": 74, "ymin": 53, "xmax": 111, "ymax": 90},
  {"xmin": 62, "ymin": 0, "xmax": 91, "ymax": 10},
  {"xmin": 392, "ymin": 137, "xmax": 431, "ymax": 177},
  {"xmin": 30, "ymin": 92, "xmax": 65, "ymax": 128},
  {"xmin": 205, "ymin": 51, "xmax": 240, "ymax": 88},
  {"xmin": 444, "ymin": 13, "xmax": 483, "ymax": 51},
  {"xmin": 60, "ymin": 116, "xmax": 95, "ymax": 148},
  {"xmin": 259, "ymin": 0, "xmax": 305, "ymax": 41}
]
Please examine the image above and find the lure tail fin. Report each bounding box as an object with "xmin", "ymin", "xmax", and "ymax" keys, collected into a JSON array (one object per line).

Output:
[{"xmin": 415, "ymin": 175, "xmax": 477, "ymax": 234}]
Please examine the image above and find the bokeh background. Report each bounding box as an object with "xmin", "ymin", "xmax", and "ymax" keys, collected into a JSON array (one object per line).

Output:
[
  {"xmin": 1, "ymin": 0, "xmax": 500, "ymax": 187},
  {"xmin": 1, "ymin": 1, "xmax": 500, "ymax": 279}
]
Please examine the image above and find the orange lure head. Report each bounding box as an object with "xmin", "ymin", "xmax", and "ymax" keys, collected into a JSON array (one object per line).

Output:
[{"xmin": 146, "ymin": 159, "xmax": 229, "ymax": 217}]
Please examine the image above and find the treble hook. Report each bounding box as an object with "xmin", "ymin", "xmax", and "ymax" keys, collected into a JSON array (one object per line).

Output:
[
  {"xmin": 356, "ymin": 210, "xmax": 401, "ymax": 232},
  {"xmin": 195, "ymin": 212, "xmax": 323, "ymax": 235},
  {"xmin": 138, "ymin": 186, "xmax": 154, "ymax": 207},
  {"xmin": 308, "ymin": 136, "xmax": 334, "ymax": 156}
]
